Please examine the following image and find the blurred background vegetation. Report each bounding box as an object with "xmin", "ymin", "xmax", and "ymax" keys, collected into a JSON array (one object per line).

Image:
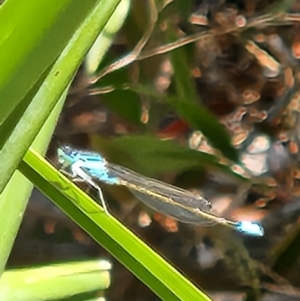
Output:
[{"xmin": 2, "ymin": 0, "xmax": 300, "ymax": 300}]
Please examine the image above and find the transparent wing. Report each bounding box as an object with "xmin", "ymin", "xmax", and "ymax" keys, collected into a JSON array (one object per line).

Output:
[{"xmin": 106, "ymin": 163, "xmax": 217, "ymax": 226}]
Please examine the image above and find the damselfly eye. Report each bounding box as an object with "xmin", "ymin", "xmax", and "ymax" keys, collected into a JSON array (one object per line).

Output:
[
  {"xmin": 57, "ymin": 148, "xmax": 66, "ymax": 164},
  {"xmin": 62, "ymin": 145, "xmax": 78, "ymax": 157},
  {"xmin": 70, "ymin": 151, "xmax": 78, "ymax": 157}
]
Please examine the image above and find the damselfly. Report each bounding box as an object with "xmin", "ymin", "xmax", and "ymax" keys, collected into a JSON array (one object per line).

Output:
[{"xmin": 57, "ymin": 145, "xmax": 264, "ymax": 236}]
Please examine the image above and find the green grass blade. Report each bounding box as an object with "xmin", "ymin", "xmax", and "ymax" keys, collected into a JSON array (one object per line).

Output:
[
  {"xmin": 0, "ymin": 92, "xmax": 65, "ymax": 275},
  {"xmin": 0, "ymin": 0, "xmax": 102, "ymax": 126},
  {"xmin": 85, "ymin": 0, "xmax": 131, "ymax": 74},
  {"xmin": 0, "ymin": 260, "xmax": 111, "ymax": 301},
  {"xmin": 0, "ymin": 0, "xmax": 122, "ymax": 193},
  {"xmin": 19, "ymin": 148, "xmax": 212, "ymax": 301}
]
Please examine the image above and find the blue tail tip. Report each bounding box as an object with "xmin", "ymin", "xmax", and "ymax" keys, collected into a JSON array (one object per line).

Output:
[{"xmin": 236, "ymin": 221, "xmax": 264, "ymax": 236}]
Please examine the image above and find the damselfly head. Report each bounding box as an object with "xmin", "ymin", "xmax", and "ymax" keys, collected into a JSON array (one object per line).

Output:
[
  {"xmin": 57, "ymin": 145, "xmax": 77, "ymax": 166},
  {"xmin": 57, "ymin": 147, "xmax": 66, "ymax": 165}
]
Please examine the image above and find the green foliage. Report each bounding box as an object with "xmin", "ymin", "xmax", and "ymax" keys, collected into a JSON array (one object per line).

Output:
[{"xmin": 0, "ymin": 0, "xmax": 213, "ymax": 300}]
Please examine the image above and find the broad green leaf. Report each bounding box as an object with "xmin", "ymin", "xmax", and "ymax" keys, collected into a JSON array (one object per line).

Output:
[
  {"xmin": 91, "ymin": 134, "xmax": 218, "ymax": 176},
  {"xmin": 167, "ymin": 26, "xmax": 197, "ymax": 102},
  {"xmin": 102, "ymin": 89, "xmax": 143, "ymax": 124},
  {"xmin": 167, "ymin": 97, "xmax": 239, "ymax": 161},
  {"xmin": 117, "ymin": 83, "xmax": 239, "ymax": 162},
  {"xmin": 90, "ymin": 135, "xmax": 247, "ymax": 181}
]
